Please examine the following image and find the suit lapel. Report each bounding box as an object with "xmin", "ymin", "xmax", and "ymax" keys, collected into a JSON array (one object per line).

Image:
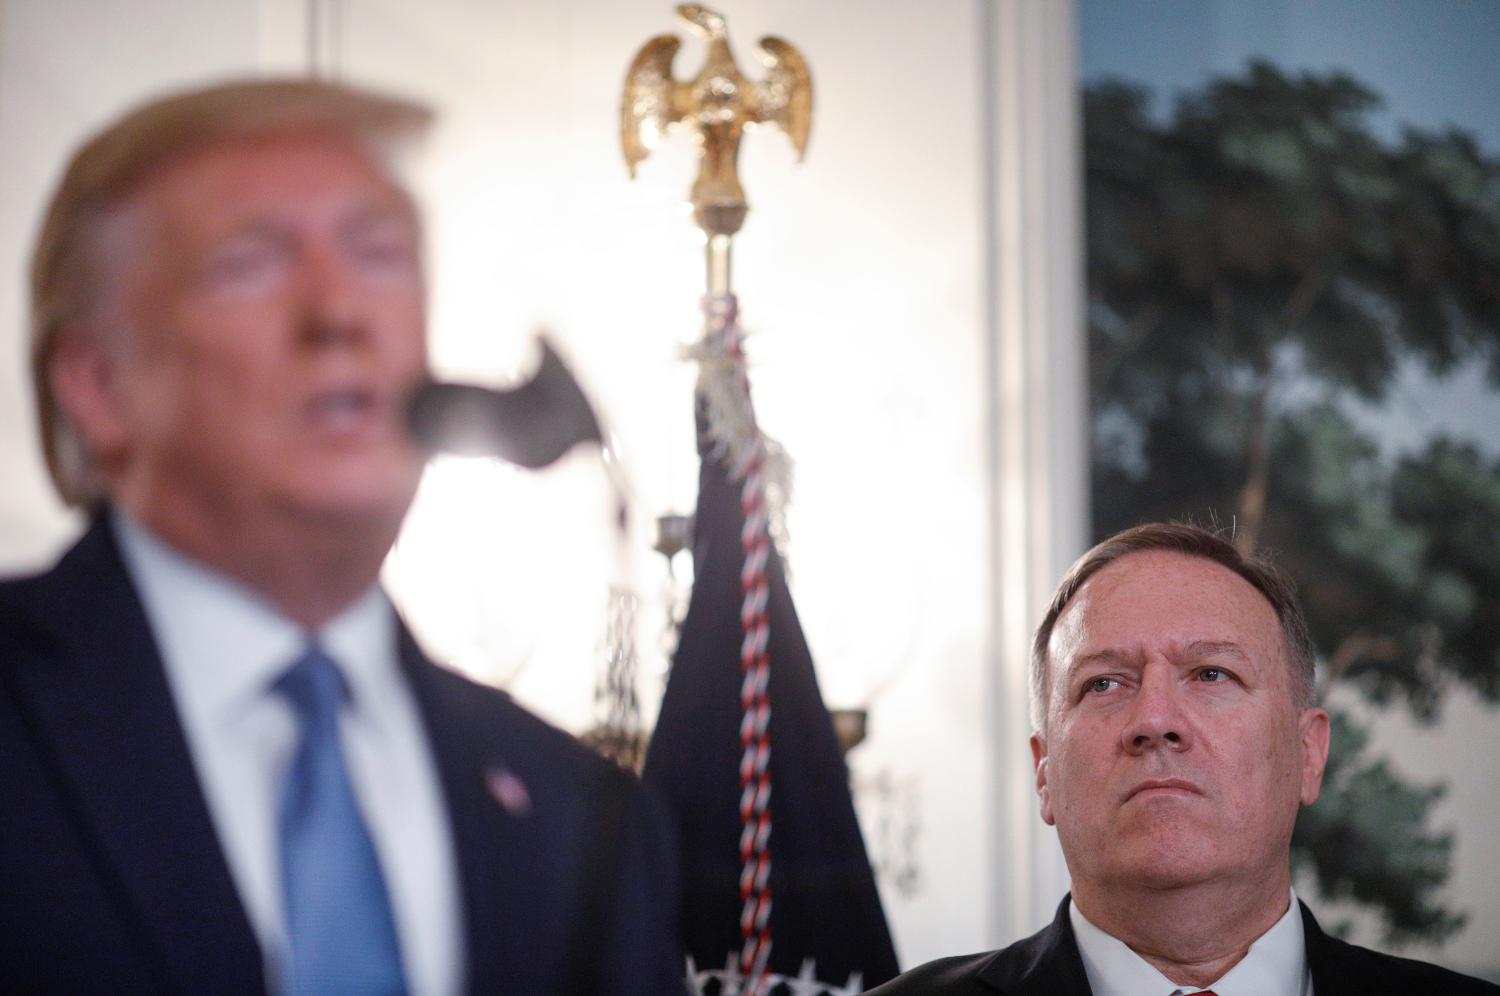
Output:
[
  {"xmin": 397, "ymin": 627, "xmax": 571, "ymax": 996},
  {"xmin": 976, "ymin": 895, "xmax": 1094, "ymax": 994},
  {"xmin": 1300, "ymin": 900, "xmax": 1354, "ymax": 996},
  {"xmin": 6, "ymin": 518, "xmax": 264, "ymax": 994}
]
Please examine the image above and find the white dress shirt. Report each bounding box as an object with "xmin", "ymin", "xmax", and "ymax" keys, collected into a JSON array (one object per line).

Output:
[
  {"xmin": 115, "ymin": 513, "xmax": 464, "ymax": 996},
  {"xmin": 1070, "ymin": 887, "xmax": 1313, "ymax": 996}
]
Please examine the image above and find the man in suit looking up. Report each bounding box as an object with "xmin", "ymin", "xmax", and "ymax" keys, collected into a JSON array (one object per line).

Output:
[
  {"xmin": 1, "ymin": 79, "xmax": 681, "ymax": 994},
  {"xmin": 870, "ymin": 522, "xmax": 1496, "ymax": 995}
]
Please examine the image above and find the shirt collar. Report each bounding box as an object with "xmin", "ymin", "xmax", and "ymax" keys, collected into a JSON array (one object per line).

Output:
[
  {"xmin": 113, "ymin": 510, "xmax": 398, "ymax": 722},
  {"xmin": 1070, "ymin": 888, "xmax": 1308, "ymax": 996}
]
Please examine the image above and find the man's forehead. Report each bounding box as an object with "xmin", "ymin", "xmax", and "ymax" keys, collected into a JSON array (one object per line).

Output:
[
  {"xmin": 1048, "ymin": 550, "xmax": 1283, "ymax": 667},
  {"xmin": 131, "ymin": 127, "xmax": 412, "ymax": 219}
]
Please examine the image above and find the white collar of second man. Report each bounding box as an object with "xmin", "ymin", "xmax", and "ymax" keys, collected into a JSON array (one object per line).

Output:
[{"xmin": 1069, "ymin": 887, "xmax": 1310, "ymax": 996}]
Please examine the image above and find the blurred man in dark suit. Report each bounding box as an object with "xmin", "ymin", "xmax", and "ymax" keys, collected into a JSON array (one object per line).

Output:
[
  {"xmin": 1, "ymin": 78, "xmax": 681, "ymax": 995},
  {"xmin": 870, "ymin": 523, "xmax": 1496, "ymax": 995}
]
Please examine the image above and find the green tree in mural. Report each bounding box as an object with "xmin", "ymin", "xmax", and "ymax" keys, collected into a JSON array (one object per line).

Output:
[{"xmin": 1085, "ymin": 61, "xmax": 1500, "ymax": 945}]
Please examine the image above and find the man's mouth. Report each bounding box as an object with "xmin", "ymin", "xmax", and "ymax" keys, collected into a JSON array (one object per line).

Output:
[
  {"xmin": 307, "ymin": 387, "xmax": 386, "ymax": 434},
  {"xmin": 1124, "ymin": 777, "xmax": 1204, "ymax": 802}
]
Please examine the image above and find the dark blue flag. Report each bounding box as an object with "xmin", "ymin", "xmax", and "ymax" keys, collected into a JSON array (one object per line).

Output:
[{"xmin": 642, "ymin": 296, "xmax": 900, "ymax": 995}]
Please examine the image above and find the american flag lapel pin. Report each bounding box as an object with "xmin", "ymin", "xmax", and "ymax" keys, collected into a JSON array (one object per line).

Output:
[{"xmin": 484, "ymin": 765, "xmax": 532, "ymax": 817}]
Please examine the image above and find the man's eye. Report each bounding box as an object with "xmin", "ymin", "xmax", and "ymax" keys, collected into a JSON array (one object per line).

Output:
[
  {"xmin": 1085, "ymin": 677, "xmax": 1119, "ymax": 694},
  {"xmin": 1198, "ymin": 668, "xmax": 1228, "ymax": 682},
  {"xmin": 346, "ymin": 217, "xmax": 419, "ymax": 273},
  {"xmin": 198, "ymin": 240, "xmax": 288, "ymax": 293},
  {"xmin": 353, "ymin": 233, "xmax": 416, "ymax": 265}
]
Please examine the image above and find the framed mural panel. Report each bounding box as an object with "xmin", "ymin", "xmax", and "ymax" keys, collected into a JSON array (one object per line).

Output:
[{"xmin": 1080, "ymin": 0, "xmax": 1500, "ymax": 980}]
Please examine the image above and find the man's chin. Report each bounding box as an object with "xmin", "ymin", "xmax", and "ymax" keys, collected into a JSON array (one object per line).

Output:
[
  {"xmin": 1126, "ymin": 864, "xmax": 1224, "ymax": 892},
  {"xmin": 281, "ymin": 466, "xmax": 422, "ymax": 531},
  {"xmin": 1102, "ymin": 833, "xmax": 1230, "ymax": 890}
]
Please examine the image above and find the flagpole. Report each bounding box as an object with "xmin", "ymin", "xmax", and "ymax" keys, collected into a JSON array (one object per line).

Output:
[
  {"xmin": 706, "ymin": 234, "xmax": 732, "ymax": 297},
  {"xmin": 627, "ymin": 9, "xmax": 882, "ymax": 996}
]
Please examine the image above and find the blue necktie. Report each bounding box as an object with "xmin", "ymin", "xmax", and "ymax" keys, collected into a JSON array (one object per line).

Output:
[{"xmin": 276, "ymin": 646, "xmax": 408, "ymax": 995}]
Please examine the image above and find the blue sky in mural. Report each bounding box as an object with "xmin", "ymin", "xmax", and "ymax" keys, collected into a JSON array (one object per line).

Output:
[
  {"xmin": 1080, "ymin": 0, "xmax": 1500, "ymax": 458},
  {"xmin": 1081, "ymin": 0, "xmax": 1500, "ymax": 144}
]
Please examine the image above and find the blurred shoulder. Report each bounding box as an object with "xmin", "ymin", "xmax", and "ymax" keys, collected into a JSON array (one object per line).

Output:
[{"xmin": 863, "ymin": 951, "xmax": 999, "ymax": 994}]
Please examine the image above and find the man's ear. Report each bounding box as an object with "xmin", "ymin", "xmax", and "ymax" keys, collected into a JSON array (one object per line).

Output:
[
  {"xmin": 1297, "ymin": 707, "xmax": 1331, "ymax": 806},
  {"xmin": 48, "ymin": 326, "xmax": 130, "ymax": 463},
  {"xmin": 1031, "ymin": 733, "xmax": 1055, "ymax": 826}
]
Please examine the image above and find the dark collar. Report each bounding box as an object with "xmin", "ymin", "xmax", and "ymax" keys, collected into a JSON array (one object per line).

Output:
[{"xmin": 973, "ymin": 894, "xmax": 1094, "ymax": 994}]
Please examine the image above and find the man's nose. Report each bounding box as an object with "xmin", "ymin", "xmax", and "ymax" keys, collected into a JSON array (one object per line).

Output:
[
  {"xmin": 298, "ymin": 245, "xmax": 369, "ymax": 346},
  {"xmin": 1120, "ymin": 667, "xmax": 1191, "ymax": 754}
]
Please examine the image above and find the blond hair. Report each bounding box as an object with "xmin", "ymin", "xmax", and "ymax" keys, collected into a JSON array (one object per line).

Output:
[{"xmin": 30, "ymin": 77, "xmax": 432, "ymax": 506}]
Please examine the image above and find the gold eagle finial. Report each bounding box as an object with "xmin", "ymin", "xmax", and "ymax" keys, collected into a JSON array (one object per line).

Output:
[{"xmin": 620, "ymin": 4, "xmax": 812, "ymax": 237}]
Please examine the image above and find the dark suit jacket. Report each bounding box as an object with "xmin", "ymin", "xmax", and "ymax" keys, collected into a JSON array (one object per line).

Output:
[
  {"xmin": 865, "ymin": 894, "xmax": 1499, "ymax": 995},
  {"xmin": 0, "ymin": 516, "xmax": 684, "ymax": 995}
]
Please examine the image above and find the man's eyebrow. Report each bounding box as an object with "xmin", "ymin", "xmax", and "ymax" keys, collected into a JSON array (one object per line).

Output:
[
  {"xmin": 207, "ymin": 219, "xmax": 288, "ymax": 244},
  {"xmin": 190, "ymin": 222, "xmax": 294, "ymax": 266},
  {"xmin": 1066, "ymin": 649, "xmax": 1132, "ymax": 674},
  {"xmin": 1064, "ymin": 641, "xmax": 1249, "ymax": 673},
  {"xmin": 345, "ymin": 200, "xmax": 416, "ymax": 224},
  {"xmin": 1182, "ymin": 640, "xmax": 1250, "ymax": 662},
  {"xmin": 338, "ymin": 201, "xmax": 420, "ymax": 237}
]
